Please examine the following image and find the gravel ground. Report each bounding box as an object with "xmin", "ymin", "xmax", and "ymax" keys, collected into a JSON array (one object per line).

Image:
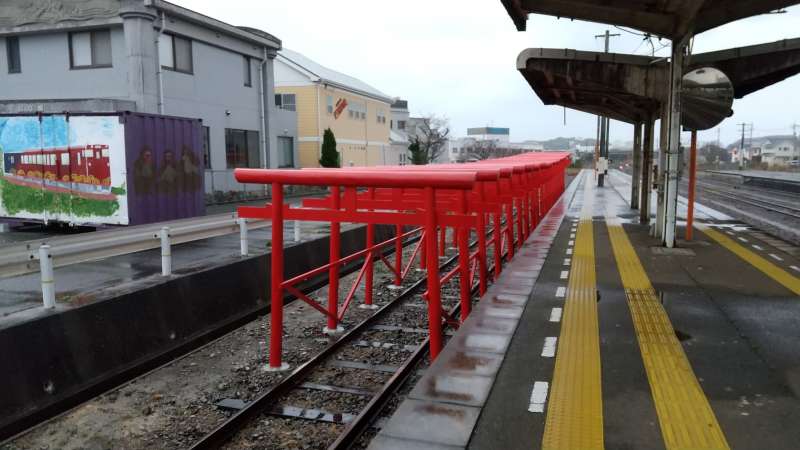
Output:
[
  {"xmin": 5, "ymin": 239, "xmax": 428, "ymax": 450},
  {"xmin": 6, "ymin": 223, "xmax": 499, "ymax": 450}
]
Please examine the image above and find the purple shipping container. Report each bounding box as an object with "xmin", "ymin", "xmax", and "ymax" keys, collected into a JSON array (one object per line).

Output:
[{"xmin": 0, "ymin": 111, "xmax": 205, "ymax": 226}]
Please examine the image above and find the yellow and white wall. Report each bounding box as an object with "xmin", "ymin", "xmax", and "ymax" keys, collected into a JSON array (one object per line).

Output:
[{"xmin": 274, "ymin": 54, "xmax": 392, "ymax": 168}]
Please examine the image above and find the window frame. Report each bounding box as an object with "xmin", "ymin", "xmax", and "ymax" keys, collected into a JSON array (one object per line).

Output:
[
  {"xmin": 275, "ymin": 93, "xmax": 296, "ymax": 112},
  {"xmin": 68, "ymin": 29, "xmax": 113, "ymax": 70},
  {"xmin": 6, "ymin": 36, "xmax": 21, "ymax": 73},
  {"xmin": 160, "ymin": 33, "xmax": 193, "ymax": 74},
  {"xmin": 225, "ymin": 128, "xmax": 261, "ymax": 169},
  {"xmin": 243, "ymin": 55, "xmax": 252, "ymax": 87}
]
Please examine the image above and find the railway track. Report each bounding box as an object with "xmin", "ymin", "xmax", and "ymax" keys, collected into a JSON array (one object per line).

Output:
[
  {"xmin": 698, "ymin": 184, "xmax": 800, "ymax": 219},
  {"xmin": 190, "ymin": 235, "xmax": 494, "ymax": 450}
]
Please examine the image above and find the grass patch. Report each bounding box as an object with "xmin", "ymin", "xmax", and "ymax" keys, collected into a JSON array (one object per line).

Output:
[{"xmin": 0, "ymin": 178, "xmax": 120, "ymax": 218}]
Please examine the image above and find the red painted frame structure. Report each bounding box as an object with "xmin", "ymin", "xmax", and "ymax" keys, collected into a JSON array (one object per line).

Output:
[{"xmin": 235, "ymin": 153, "xmax": 570, "ymax": 370}]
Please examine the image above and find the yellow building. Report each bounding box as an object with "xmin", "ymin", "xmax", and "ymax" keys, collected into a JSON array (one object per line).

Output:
[{"xmin": 274, "ymin": 49, "xmax": 398, "ymax": 168}]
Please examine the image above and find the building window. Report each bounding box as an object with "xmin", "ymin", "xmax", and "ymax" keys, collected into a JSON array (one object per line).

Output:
[
  {"xmin": 225, "ymin": 129, "xmax": 260, "ymax": 168},
  {"xmin": 159, "ymin": 34, "xmax": 193, "ymax": 73},
  {"xmin": 327, "ymin": 96, "xmax": 334, "ymax": 114},
  {"xmin": 278, "ymin": 136, "xmax": 294, "ymax": 168},
  {"xmin": 243, "ymin": 55, "xmax": 252, "ymax": 87},
  {"xmin": 377, "ymin": 110, "xmax": 387, "ymax": 124},
  {"xmin": 69, "ymin": 29, "xmax": 112, "ymax": 68},
  {"xmin": 6, "ymin": 36, "xmax": 20, "ymax": 73},
  {"xmin": 397, "ymin": 120, "xmax": 406, "ymax": 130},
  {"xmin": 275, "ymin": 93, "xmax": 296, "ymax": 111},
  {"xmin": 202, "ymin": 126, "xmax": 211, "ymax": 169}
]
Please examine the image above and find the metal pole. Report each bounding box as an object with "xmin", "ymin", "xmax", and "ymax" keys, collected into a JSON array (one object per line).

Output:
[
  {"xmin": 655, "ymin": 104, "xmax": 669, "ymax": 238},
  {"xmin": 598, "ymin": 117, "xmax": 607, "ymax": 187},
  {"xmin": 325, "ymin": 186, "xmax": 343, "ymax": 334},
  {"xmin": 686, "ymin": 130, "xmax": 698, "ymax": 241},
  {"xmin": 160, "ymin": 227, "xmax": 171, "ymax": 276},
  {"xmin": 664, "ymin": 38, "xmax": 687, "ymax": 248},
  {"xmin": 294, "ymin": 220, "xmax": 301, "ymax": 242},
  {"xmin": 640, "ymin": 116, "xmax": 654, "ymax": 224},
  {"xmin": 631, "ymin": 122, "xmax": 642, "ymax": 209},
  {"xmin": 424, "ymin": 187, "xmax": 443, "ymax": 360},
  {"xmin": 39, "ymin": 245, "xmax": 55, "ymax": 309},
  {"xmin": 267, "ymin": 182, "xmax": 288, "ymax": 371},
  {"xmin": 238, "ymin": 218, "xmax": 248, "ymax": 256}
]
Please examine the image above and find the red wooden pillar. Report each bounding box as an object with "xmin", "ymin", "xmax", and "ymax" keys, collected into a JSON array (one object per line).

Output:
[
  {"xmin": 424, "ymin": 187, "xmax": 443, "ymax": 359},
  {"xmin": 267, "ymin": 182, "xmax": 288, "ymax": 370}
]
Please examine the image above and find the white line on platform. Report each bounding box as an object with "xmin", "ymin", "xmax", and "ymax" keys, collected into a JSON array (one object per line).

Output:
[
  {"xmin": 568, "ymin": 240, "xmax": 574, "ymax": 246},
  {"xmin": 560, "ymin": 270, "xmax": 569, "ymax": 280},
  {"xmin": 738, "ymin": 237, "xmax": 748, "ymax": 243},
  {"xmin": 542, "ymin": 337, "xmax": 557, "ymax": 357},
  {"xmin": 528, "ymin": 381, "xmax": 549, "ymax": 413},
  {"xmin": 752, "ymin": 245, "xmax": 763, "ymax": 250},
  {"xmin": 769, "ymin": 253, "xmax": 784, "ymax": 261},
  {"xmin": 790, "ymin": 265, "xmax": 800, "ymax": 272},
  {"xmin": 726, "ymin": 231, "xmax": 735, "ymax": 236},
  {"xmin": 566, "ymin": 248, "xmax": 573, "ymax": 255},
  {"xmin": 549, "ymin": 308, "xmax": 563, "ymax": 322},
  {"xmin": 556, "ymin": 286, "xmax": 566, "ymax": 298},
  {"xmin": 563, "ymin": 258, "xmax": 571, "ymax": 266},
  {"xmin": 570, "ymin": 233, "xmax": 576, "ymax": 238}
]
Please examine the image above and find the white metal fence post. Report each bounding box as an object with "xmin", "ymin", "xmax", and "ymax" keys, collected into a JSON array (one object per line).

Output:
[
  {"xmin": 238, "ymin": 218, "xmax": 249, "ymax": 256},
  {"xmin": 294, "ymin": 220, "xmax": 301, "ymax": 242},
  {"xmin": 39, "ymin": 245, "xmax": 55, "ymax": 309},
  {"xmin": 160, "ymin": 227, "xmax": 171, "ymax": 276}
]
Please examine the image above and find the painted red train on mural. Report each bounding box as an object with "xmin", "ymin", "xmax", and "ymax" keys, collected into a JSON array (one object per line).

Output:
[{"xmin": 3, "ymin": 145, "xmax": 111, "ymax": 187}]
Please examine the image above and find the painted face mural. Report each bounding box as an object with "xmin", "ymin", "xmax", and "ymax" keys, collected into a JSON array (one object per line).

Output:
[{"xmin": 133, "ymin": 146, "xmax": 156, "ymax": 195}]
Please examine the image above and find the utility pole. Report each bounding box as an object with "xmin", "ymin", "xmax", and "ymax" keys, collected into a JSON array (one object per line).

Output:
[
  {"xmin": 738, "ymin": 122, "xmax": 747, "ymax": 169},
  {"xmin": 594, "ymin": 30, "xmax": 620, "ymax": 187}
]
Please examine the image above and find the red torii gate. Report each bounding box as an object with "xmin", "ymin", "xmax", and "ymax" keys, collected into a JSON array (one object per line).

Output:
[
  {"xmin": 235, "ymin": 153, "xmax": 571, "ymax": 370},
  {"xmin": 236, "ymin": 169, "xmax": 478, "ymax": 370}
]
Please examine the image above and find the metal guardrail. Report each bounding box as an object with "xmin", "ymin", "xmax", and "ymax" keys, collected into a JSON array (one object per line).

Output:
[{"xmin": 0, "ymin": 213, "xmax": 273, "ymax": 307}]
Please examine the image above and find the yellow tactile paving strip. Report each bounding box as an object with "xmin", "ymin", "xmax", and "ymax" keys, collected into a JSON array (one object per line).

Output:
[
  {"xmin": 696, "ymin": 224, "xmax": 800, "ymax": 296},
  {"xmin": 542, "ymin": 180, "xmax": 604, "ymax": 450},
  {"xmin": 606, "ymin": 216, "xmax": 730, "ymax": 450}
]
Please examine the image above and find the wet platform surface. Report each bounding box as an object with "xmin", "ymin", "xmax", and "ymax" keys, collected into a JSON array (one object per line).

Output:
[{"xmin": 371, "ymin": 170, "xmax": 800, "ymax": 450}]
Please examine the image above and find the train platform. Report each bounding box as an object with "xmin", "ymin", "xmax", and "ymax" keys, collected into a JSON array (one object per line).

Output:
[{"xmin": 370, "ymin": 169, "xmax": 800, "ymax": 450}]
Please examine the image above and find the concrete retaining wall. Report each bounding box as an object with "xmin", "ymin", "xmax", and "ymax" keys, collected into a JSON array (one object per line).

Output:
[{"xmin": 0, "ymin": 225, "xmax": 396, "ymax": 440}]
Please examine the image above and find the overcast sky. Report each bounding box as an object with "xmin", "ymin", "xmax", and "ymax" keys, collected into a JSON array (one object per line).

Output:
[{"xmin": 174, "ymin": 1, "xmax": 800, "ymax": 147}]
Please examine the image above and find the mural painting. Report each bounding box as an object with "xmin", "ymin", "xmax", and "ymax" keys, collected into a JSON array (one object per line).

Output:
[{"xmin": 0, "ymin": 115, "xmax": 128, "ymax": 224}]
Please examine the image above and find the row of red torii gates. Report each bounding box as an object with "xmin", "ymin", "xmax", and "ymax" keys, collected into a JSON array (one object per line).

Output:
[{"xmin": 235, "ymin": 153, "xmax": 572, "ymax": 370}]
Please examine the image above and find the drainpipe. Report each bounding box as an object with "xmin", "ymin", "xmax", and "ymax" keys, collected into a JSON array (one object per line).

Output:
[
  {"xmin": 156, "ymin": 11, "xmax": 166, "ymax": 114},
  {"xmin": 259, "ymin": 47, "xmax": 268, "ymax": 168}
]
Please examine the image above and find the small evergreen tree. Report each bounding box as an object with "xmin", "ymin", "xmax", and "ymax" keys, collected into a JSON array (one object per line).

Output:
[
  {"xmin": 408, "ymin": 140, "xmax": 427, "ymax": 165},
  {"xmin": 319, "ymin": 128, "xmax": 340, "ymax": 168}
]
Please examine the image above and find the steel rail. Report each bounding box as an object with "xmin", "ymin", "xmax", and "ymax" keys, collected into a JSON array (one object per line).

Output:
[
  {"xmin": 0, "ymin": 213, "xmax": 267, "ymax": 278},
  {"xmin": 190, "ymin": 236, "xmax": 486, "ymax": 450},
  {"xmin": 700, "ymin": 186, "xmax": 800, "ymax": 219}
]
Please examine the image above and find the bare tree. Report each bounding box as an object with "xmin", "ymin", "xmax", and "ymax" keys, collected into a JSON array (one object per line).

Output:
[
  {"xmin": 465, "ymin": 139, "xmax": 498, "ymax": 161},
  {"xmin": 408, "ymin": 115, "xmax": 450, "ymax": 164}
]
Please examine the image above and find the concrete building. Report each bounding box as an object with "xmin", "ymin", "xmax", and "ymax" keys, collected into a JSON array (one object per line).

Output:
[
  {"xmin": 731, "ymin": 135, "xmax": 800, "ymax": 167},
  {"xmin": 389, "ymin": 99, "xmax": 410, "ymax": 165},
  {"xmin": 467, "ymin": 127, "xmax": 511, "ymax": 144},
  {"xmin": 274, "ymin": 48, "xmax": 393, "ymax": 168},
  {"xmin": 0, "ymin": 0, "xmax": 293, "ymax": 198}
]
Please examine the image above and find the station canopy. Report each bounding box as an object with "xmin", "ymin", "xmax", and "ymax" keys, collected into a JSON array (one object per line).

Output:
[
  {"xmin": 501, "ymin": 0, "xmax": 800, "ymax": 40},
  {"xmin": 517, "ymin": 38, "xmax": 800, "ymax": 123}
]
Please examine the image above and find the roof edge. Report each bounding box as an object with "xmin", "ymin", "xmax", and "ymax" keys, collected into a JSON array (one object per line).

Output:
[
  {"xmin": 152, "ymin": 0, "xmax": 281, "ymax": 49},
  {"xmin": 517, "ymin": 48, "xmax": 661, "ymax": 70}
]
